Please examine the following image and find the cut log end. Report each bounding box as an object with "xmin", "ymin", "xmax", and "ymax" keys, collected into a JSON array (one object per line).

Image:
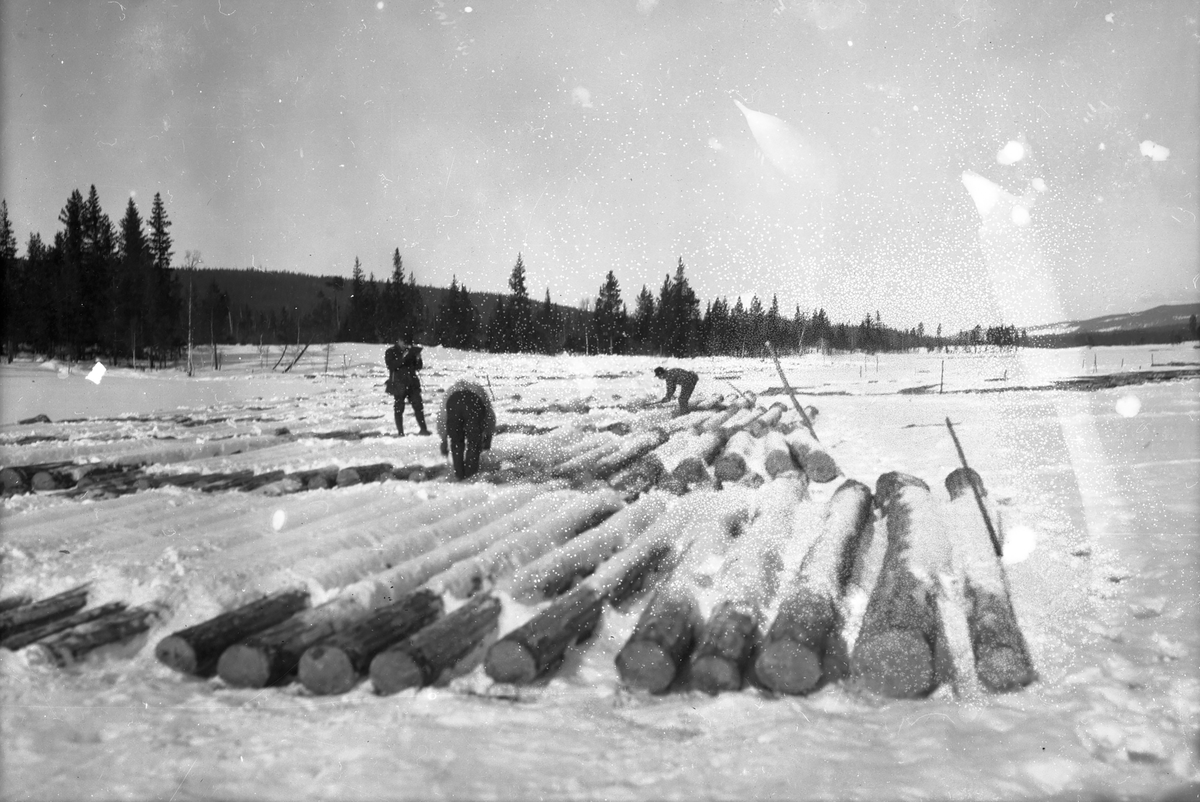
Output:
[
  {"xmin": 690, "ymin": 655, "xmax": 742, "ymax": 695},
  {"xmin": 754, "ymin": 640, "xmax": 823, "ymax": 696},
  {"xmin": 369, "ymin": 650, "xmax": 426, "ymax": 696},
  {"xmin": 154, "ymin": 636, "xmax": 198, "ymax": 675},
  {"xmin": 217, "ymin": 645, "xmax": 274, "ymax": 688},
  {"xmin": 615, "ymin": 640, "xmax": 678, "ymax": 694},
  {"xmin": 976, "ymin": 645, "xmax": 1036, "ymax": 692},
  {"xmin": 801, "ymin": 452, "xmax": 839, "ymax": 483},
  {"xmin": 484, "ymin": 639, "xmax": 539, "ymax": 684},
  {"xmin": 298, "ymin": 645, "xmax": 358, "ymax": 696},
  {"xmin": 945, "ymin": 467, "xmax": 985, "ymax": 501},
  {"xmin": 852, "ymin": 631, "xmax": 936, "ymax": 698},
  {"xmin": 873, "ymin": 471, "xmax": 930, "ymax": 512}
]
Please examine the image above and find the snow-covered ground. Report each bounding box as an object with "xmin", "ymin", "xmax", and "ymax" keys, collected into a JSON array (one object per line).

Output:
[{"xmin": 1, "ymin": 343, "xmax": 1197, "ymax": 801}]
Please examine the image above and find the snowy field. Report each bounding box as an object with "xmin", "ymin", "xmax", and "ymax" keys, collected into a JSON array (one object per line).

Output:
[{"xmin": 1, "ymin": 342, "xmax": 1198, "ymax": 801}]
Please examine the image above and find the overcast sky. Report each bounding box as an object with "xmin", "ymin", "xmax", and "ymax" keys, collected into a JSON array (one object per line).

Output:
[{"xmin": 3, "ymin": 0, "xmax": 1197, "ymax": 330}]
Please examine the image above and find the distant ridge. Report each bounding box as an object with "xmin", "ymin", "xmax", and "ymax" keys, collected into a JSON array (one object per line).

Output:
[{"xmin": 1025, "ymin": 302, "xmax": 1200, "ymax": 347}]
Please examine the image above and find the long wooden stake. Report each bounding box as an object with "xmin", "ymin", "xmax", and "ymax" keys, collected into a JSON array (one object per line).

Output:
[
  {"xmin": 765, "ymin": 341, "xmax": 818, "ymax": 441},
  {"xmin": 945, "ymin": 418, "xmax": 1002, "ymax": 557}
]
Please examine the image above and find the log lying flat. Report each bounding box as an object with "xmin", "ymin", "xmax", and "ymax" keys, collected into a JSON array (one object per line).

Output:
[
  {"xmin": 298, "ymin": 590, "xmax": 443, "ymax": 695},
  {"xmin": 784, "ymin": 426, "xmax": 839, "ymax": 483},
  {"xmin": 691, "ymin": 476, "xmax": 809, "ymax": 694},
  {"xmin": 607, "ymin": 454, "xmax": 665, "ymax": 501},
  {"xmin": 850, "ymin": 472, "xmax": 951, "ymax": 698},
  {"xmin": 0, "ymin": 595, "xmax": 32, "ymax": 614},
  {"xmin": 485, "ymin": 585, "xmax": 604, "ymax": 684},
  {"xmin": 591, "ymin": 429, "xmax": 670, "ymax": 480},
  {"xmin": 761, "ymin": 430, "xmax": 797, "ymax": 478},
  {"xmin": 2, "ymin": 602, "xmax": 128, "ymax": 651},
  {"xmin": 30, "ymin": 605, "xmax": 161, "ymax": 667},
  {"xmin": 371, "ymin": 593, "xmax": 502, "ymax": 695},
  {"xmin": 0, "ymin": 584, "xmax": 90, "ymax": 642},
  {"xmin": 755, "ymin": 480, "xmax": 874, "ymax": 695},
  {"xmin": 944, "ymin": 468, "xmax": 1036, "ymax": 692},
  {"xmin": 155, "ymin": 589, "xmax": 311, "ymax": 676},
  {"xmin": 502, "ymin": 493, "xmax": 670, "ymax": 603}
]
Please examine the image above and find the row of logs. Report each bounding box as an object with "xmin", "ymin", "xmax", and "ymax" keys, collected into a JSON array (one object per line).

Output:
[
  {"xmin": 0, "ymin": 584, "xmax": 161, "ymax": 665},
  {"xmin": 144, "ymin": 466, "xmax": 1033, "ymax": 700}
]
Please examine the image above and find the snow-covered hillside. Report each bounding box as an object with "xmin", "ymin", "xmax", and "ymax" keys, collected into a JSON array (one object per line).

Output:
[{"xmin": 1, "ymin": 343, "xmax": 1197, "ymax": 801}]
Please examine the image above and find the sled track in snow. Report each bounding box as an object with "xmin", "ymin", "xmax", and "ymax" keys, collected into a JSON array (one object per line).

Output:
[{"xmin": 1, "ymin": 396, "xmax": 1036, "ymax": 703}]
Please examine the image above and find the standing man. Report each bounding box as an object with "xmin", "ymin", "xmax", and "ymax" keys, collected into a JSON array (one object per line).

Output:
[
  {"xmin": 385, "ymin": 335, "xmax": 431, "ymax": 436},
  {"xmin": 654, "ymin": 366, "xmax": 699, "ymax": 415}
]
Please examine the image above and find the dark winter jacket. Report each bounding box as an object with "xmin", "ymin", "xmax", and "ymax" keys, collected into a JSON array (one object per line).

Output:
[
  {"xmin": 385, "ymin": 344, "xmax": 424, "ymax": 374},
  {"xmin": 660, "ymin": 368, "xmax": 698, "ymax": 400}
]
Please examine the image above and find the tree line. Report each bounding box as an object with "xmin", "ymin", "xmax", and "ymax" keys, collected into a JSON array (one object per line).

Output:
[{"xmin": 6, "ymin": 188, "xmax": 1194, "ymax": 367}]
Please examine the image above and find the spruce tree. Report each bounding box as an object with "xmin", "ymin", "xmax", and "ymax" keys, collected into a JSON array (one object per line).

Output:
[
  {"xmin": 593, "ymin": 270, "xmax": 626, "ymax": 354},
  {"xmin": 507, "ymin": 253, "xmax": 533, "ymax": 351},
  {"xmin": 632, "ymin": 285, "xmax": 655, "ymax": 354}
]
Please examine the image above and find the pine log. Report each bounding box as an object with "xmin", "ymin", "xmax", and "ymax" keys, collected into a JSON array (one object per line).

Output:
[
  {"xmin": 424, "ymin": 488, "xmax": 625, "ymax": 599},
  {"xmin": 698, "ymin": 403, "xmax": 747, "ymax": 433},
  {"xmin": 1, "ymin": 602, "xmax": 127, "ymax": 651},
  {"xmin": 745, "ymin": 404, "xmax": 786, "ymax": 437},
  {"xmin": 713, "ymin": 430, "xmax": 764, "ymax": 482},
  {"xmin": 615, "ymin": 587, "xmax": 700, "ymax": 693},
  {"xmin": 298, "ymin": 590, "xmax": 443, "ymax": 695},
  {"xmin": 551, "ymin": 436, "xmax": 624, "ymax": 477},
  {"xmin": 591, "ymin": 429, "xmax": 670, "ymax": 480},
  {"xmin": 615, "ymin": 489, "xmax": 749, "ymax": 692},
  {"xmin": 850, "ymin": 472, "xmax": 952, "ymax": 698},
  {"xmin": 0, "ymin": 594, "xmax": 31, "ymax": 614},
  {"xmin": 485, "ymin": 585, "xmax": 604, "ymax": 683},
  {"xmin": 944, "ymin": 468, "xmax": 1036, "ymax": 692},
  {"xmin": 718, "ymin": 406, "xmax": 769, "ymax": 436},
  {"xmin": 370, "ymin": 593, "xmax": 502, "ymax": 695},
  {"xmin": 660, "ymin": 431, "xmax": 727, "ymax": 475},
  {"xmin": 691, "ymin": 477, "xmax": 808, "ymax": 694},
  {"xmin": 784, "ymin": 427, "xmax": 839, "ymax": 483},
  {"xmin": 607, "ymin": 453, "xmax": 665, "ymax": 501},
  {"xmin": 762, "ymin": 430, "xmax": 798, "ymax": 477},
  {"xmin": 29, "ymin": 605, "xmax": 161, "ymax": 667},
  {"xmin": 755, "ymin": 479, "xmax": 874, "ymax": 695},
  {"xmin": 155, "ymin": 588, "xmax": 311, "ymax": 676},
  {"xmin": 501, "ymin": 493, "xmax": 670, "ymax": 602},
  {"xmin": 0, "ymin": 584, "xmax": 89, "ymax": 641}
]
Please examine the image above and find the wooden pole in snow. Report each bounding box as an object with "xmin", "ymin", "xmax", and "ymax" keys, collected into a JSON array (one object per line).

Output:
[
  {"xmin": 765, "ymin": 341, "xmax": 819, "ymax": 441},
  {"xmin": 155, "ymin": 589, "xmax": 311, "ymax": 676},
  {"xmin": 755, "ymin": 480, "xmax": 874, "ymax": 694},
  {"xmin": 944, "ymin": 468, "xmax": 1036, "ymax": 692},
  {"xmin": 850, "ymin": 472, "xmax": 953, "ymax": 698}
]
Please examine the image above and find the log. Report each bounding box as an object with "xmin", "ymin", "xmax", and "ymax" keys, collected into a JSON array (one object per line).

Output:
[
  {"xmin": 607, "ymin": 453, "xmax": 665, "ymax": 501},
  {"xmin": 217, "ymin": 491, "xmax": 574, "ymax": 688},
  {"xmin": 591, "ymin": 429, "xmax": 670, "ymax": 480},
  {"xmin": 755, "ymin": 479, "xmax": 874, "ymax": 695},
  {"xmin": 29, "ymin": 605, "xmax": 161, "ymax": 667},
  {"xmin": 944, "ymin": 468, "xmax": 1036, "ymax": 692},
  {"xmin": 155, "ymin": 588, "xmax": 312, "ymax": 676},
  {"xmin": 0, "ymin": 584, "xmax": 89, "ymax": 641},
  {"xmin": 501, "ymin": 493, "xmax": 670, "ymax": 602},
  {"xmin": 850, "ymin": 472, "xmax": 953, "ymax": 698},
  {"xmin": 424, "ymin": 488, "xmax": 624, "ymax": 599},
  {"xmin": 370, "ymin": 593, "xmax": 502, "ymax": 695},
  {"xmin": 745, "ymin": 404, "xmax": 786, "ymax": 437},
  {"xmin": 0, "ymin": 466, "xmax": 29, "ymax": 494},
  {"xmin": 297, "ymin": 590, "xmax": 443, "ymax": 695},
  {"xmin": 783, "ymin": 426, "xmax": 839, "ymax": 483},
  {"xmin": 718, "ymin": 406, "xmax": 768, "ymax": 436},
  {"xmin": 698, "ymin": 403, "xmax": 747, "ymax": 433},
  {"xmin": 1, "ymin": 602, "xmax": 127, "ymax": 651},
  {"xmin": 713, "ymin": 430, "xmax": 763, "ymax": 482},
  {"xmin": 691, "ymin": 477, "xmax": 808, "ymax": 694},
  {"xmin": 615, "ymin": 490, "xmax": 749, "ymax": 692},
  {"xmin": 762, "ymin": 430, "xmax": 798, "ymax": 478},
  {"xmin": 0, "ymin": 594, "xmax": 31, "ymax": 614},
  {"xmin": 550, "ymin": 435, "xmax": 623, "ymax": 477},
  {"xmin": 485, "ymin": 585, "xmax": 603, "ymax": 684}
]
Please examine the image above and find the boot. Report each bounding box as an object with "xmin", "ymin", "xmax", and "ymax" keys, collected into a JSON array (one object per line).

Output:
[
  {"xmin": 415, "ymin": 409, "xmax": 431, "ymax": 436},
  {"xmin": 394, "ymin": 410, "xmax": 405, "ymax": 437}
]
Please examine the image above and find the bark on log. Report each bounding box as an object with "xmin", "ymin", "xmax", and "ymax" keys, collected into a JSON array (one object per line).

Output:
[
  {"xmin": 550, "ymin": 435, "xmax": 623, "ymax": 477},
  {"xmin": 0, "ymin": 594, "xmax": 32, "ymax": 614},
  {"xmin": 783, "ymin": 427, "xmax": 840, "ymax": 483},
  {"xmin": 691, "ymin": 477, "xmax": 808, "ymax": 694},
  {"xmin": 501, "ymin": 493, "xmax": 669, "ymax": 602},
  {"xmin": 713, "ymin": 430, "xmax": 764, "ymax": 482},
  {"xmin": 850, "ymin": 472, "xmax": 953, "ymax": 698},
  {"xmin": 29, "ymin": 605, "xmax": 161, "ymax": 667},
  {"xmin": 755, "ymin": 480, "xmax": 874, "ymax": 695},
  {"xmin": 485, "ymin": 585, "xmax": 604, "ymax": 684},
  {"xmin": 0, "ymin": 466, "xmax": 29, "ymax": 494},
  {"xmin": 698, "ymin": 403, "xmax": 747, "ymax": 433},
  {"xmin": 745, "ymin": 404, "xmax": 786, "ymax": 437},
  {"xmin": 370, "ymin": 593, "xmax": 502, "ymax": 695},
  {"xmin": 591, "ymin": 429, "xmax": 670, "ymax": 480},
  {"xmin": 0, "ymin": 584, "xmax": 89, "ymax": 641},
  {"xmin": 944, "ymin": 468, "xmax": 1036, "ymax": 692},
  {"xmin": 155, "ymin": 589, "xmax": 311, "ymax": 676},
  {"xmin": 1, "ymin": 602, "xmax": 127, "ymax": 651},
  {"xmin": 607, "ymin": 454, "xmax": 665, "ymax": 501},
  {"xmin": 297, "ymin": 589, "xmax": 443, "ymax": 695},
  {"xmin": 616, "ymin": 587, "xmax": 700, "ymax": 693},
  {"xmin": 424, "ymin": 488, "xmax": 624, "ymax": 599}
]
